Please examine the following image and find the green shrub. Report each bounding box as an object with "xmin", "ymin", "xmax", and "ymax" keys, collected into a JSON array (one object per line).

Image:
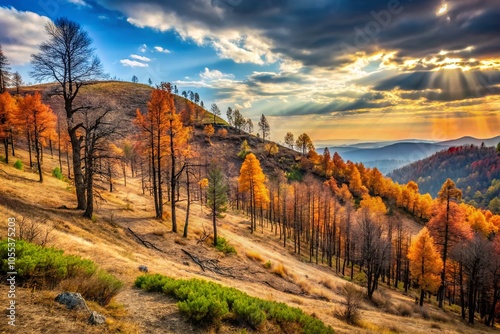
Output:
[
  {"xmin": 215, "ymin": 237, "xmax": 236, "ymax": 254},
  {"xmin": 0, "ymin": 240, "xmax": 122, "ymax": 305},
  {"xmin": 52, "ymin": 167, "xmax": 63, "ymax": 180},
  {"xmin": 13, "ymin": 159, "xmax": 23, "ymax": 170},
  {"xmin": 0, "ymin": 155, "xmax": 5, "ymax": 163},
  {"xmin": 135, "ymin": 274, "xmax": 334, "ymax": 333},
  {"xmin": 264, "ymin": 260, "xmax": 272, "ymax": 269}
]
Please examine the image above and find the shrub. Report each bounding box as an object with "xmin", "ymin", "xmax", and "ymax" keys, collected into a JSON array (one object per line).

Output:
[
  {"xmin": 271, "ymin": 263, "xmax": 289, "ymax": 278},
  {"xmin": 215, "ymin": 237, "xmax": 236, "ymax": 254},
  {"xmin": 135, "ymin": 274, "xmax": 334, "ymax": 333},
  {"xmin": 0, "ymin": 155, "xmax": 5, "ymax": 163},
  {"xmin": 217, "ymin": 129, "xmax": 228, "ymax": 138},
  {"xmin": 334, "ymin": 283, "xmax": 363, "ymax": 325},
  {"xmin": 13, "ymin": 159, "xmax": 23, "ymax": 170},
  {"xmin": 52, "ymin": 167, "xmax": 63, "ymax": 180},
  {"xmin": 0, "ymin": 240, "xmax": 122, "ymax": 305},
  {"xmin": 264, "ymin": 260, "xmax": 272, "ymax": 269},
  {"xmin": 398, "ymin": 302, "xmax": 413, "ymax": 317}
]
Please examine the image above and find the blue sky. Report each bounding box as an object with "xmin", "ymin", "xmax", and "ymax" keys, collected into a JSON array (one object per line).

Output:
[{"xmin": 1, "ymin": 0, "xmax": 500, "ymax": 144}]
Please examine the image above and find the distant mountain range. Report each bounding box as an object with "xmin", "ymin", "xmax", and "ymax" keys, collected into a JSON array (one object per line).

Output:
[{"xmin": 318, "ymin": 136, "xmax": 500, "ymax": 174}]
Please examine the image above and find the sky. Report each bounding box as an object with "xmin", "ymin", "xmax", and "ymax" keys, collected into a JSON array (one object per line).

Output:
[{"xmin": 1, "ymin": 0, "xmax": 500, "ymax": 145}]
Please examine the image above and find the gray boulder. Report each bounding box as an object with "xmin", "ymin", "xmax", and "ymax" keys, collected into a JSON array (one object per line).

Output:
[
  {"xmin": 88, "ymin": 311, "xmax": 106, "ymax": 325},
  {"xmin": 55, "ymin": 292, "xmax": 89, "ymax": 311},
  {"xmin": 138, "ymin": 265, "xmax": 148, "ymax": 272}
]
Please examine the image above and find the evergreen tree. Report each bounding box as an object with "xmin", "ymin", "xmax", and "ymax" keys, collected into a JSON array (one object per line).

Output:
[{"xmin": 207, "ymin": 163, "xmax": 228, "ymax": 246}]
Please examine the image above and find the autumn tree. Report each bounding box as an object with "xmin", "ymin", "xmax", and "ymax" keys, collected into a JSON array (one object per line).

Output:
[
  {"xmin": 0, "ymin": 44, "xmax": 10, "ymax": 93},
  {"xmin": 408, "ymin": 227, "xmax": 443, "ymax": 306},
  {"xmin": 258, "ymin": 114, "xmax": 270, "ymax": 141},
  {"xmin": 284, "ymin": 132, "xmax": 294, "ymax": 149},
  {"xmin": 296, "ymin": 133, "xmax": 314, "ymax": 155},
  {"xmin": 238, "ymin": 153, "xmax": 269, "ymax": 233},
  {"xmin": 237, "ymin": 139, "xmax": 251, "ymax": 159},
  {"xmin": 204, "ymin": 124, "xmax": 214, "ymax": 142},
  {"xmin": 434, "ymin": 178, "xmax": 464, "ymax": 307},
  {"xmin": 207, "ymin": 162, "xmax": 228, "ymax": 246},
  {"xmin": 31, "ymin": 18, "xmax": 103, "ymax": 209},
  {"xmin": 0, "ymin": 92, "xmax": 16, "ymax": 164},
  {"xmin": 16, "ymin": 93, "xmax": 57, "ymax": 182},
  {"xmin": 265, "ymin": 143, "xmax": 279, "ymax": 156}
]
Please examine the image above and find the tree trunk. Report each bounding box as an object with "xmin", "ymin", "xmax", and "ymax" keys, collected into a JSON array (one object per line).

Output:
[
  {"xmin": 68, "ymin": 125, "xmax": 86, "ymax": 209},
  {"xmin": 3, "ymin": 138, "xmax": 8, "ymax": 164},
  {"xmin": 183, "ymin": 168, "xmax": 191, "ymax": 238}
]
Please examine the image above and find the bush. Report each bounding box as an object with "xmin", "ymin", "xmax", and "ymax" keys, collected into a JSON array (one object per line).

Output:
[
  {"xmin": 245, "ymin": 251, "xmax": 264, "ymax": 263},
  {"xmin": 272, "ymin": 263, "xmax": 289, "ymax": 278},
  {"xmin": 264, "ymin": 260, "xmax": 272, "ymax": 269},
  {"xmin": 334, "ymin": 283, "xmax": 363, "ymax": 325},
  {"xmin": 0, "ymin": 240, "xmax": 122, "ymax": 305},
  {"xmin": 135, "ymin": 274, "xmax": 334, "ymax": 333},
  {"xmin": 52, "ymin": 167, "xmax": 63, "ymax": 180},
  {"xmin": 215, "ymin": 237, "xmax": 236, "ymax": 254},
  {"xmin": 13, "ymin": 159, "xmax": 23, "ymax": 170},
  {"xmin": 0, "ymin": 155, "xmax": 5, "ymax": 163}
]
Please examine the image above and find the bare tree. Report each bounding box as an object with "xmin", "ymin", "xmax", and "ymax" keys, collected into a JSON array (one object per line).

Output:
[
  {"xmin": 31, "ymin": 18, "xmax": 103, "ymax": 210},
  {"xmin": 0, "ymin": 44, "xmax": 10, "ymax": 93},
  {"xmin": 12, "ymin": 72, "xmax": 22, "ymax": 95}
]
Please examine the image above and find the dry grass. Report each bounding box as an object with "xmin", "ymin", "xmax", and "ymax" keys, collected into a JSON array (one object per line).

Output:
[
  {"xmin": 246, "ymin": 250, "xmax": 265, "ymax": 263},
  {"xmin": 271, "ymin": 263, "xmax": 289, "ymax": 278}
]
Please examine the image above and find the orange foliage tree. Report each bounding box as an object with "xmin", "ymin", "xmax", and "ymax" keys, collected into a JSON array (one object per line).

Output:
[
  {"xmin": 238, "ymin": 153, "xmax": 269, "ymax": 233},
  {"xmin": 0, "ymin": 92, "xmax": 17, "ymax": 164},
  {"xmin": 16, "ymin": 93, "xmax": 56, "ymax": 182},
  {"xmin": 408, "ymin": 227, "xmax": 443, "ymax": 306}
]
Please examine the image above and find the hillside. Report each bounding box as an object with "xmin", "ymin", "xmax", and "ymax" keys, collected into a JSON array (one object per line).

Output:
[
  {"xmin": 1, "ymin": 146, "xmax": 495, "ymax": 334},
  {"xmin": 1, "ymin": 81, "xmax": 499, "ymax": 333},
  {"xmin": 389, "ymin": 145, "xmax": 500, "ymax": 212}
]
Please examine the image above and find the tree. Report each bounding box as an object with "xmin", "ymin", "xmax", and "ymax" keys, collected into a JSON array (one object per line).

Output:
[
  {"xmin": 207, "ymin": 163, "xmax": 228, "ymax": 246},
  {"xmin": 233, "ymin": 109, "xmax": 245, "ymax": 132},
  {"xmin": 408, "ymin": 227, "xmax": 443, "ymax": 306},
  {"xmin": 237, "ymin": 139, "xmax": 251, "ymax": 159},
  {"xmin": 226, "ymin": 107, "xmax": 233, "ymax": 126},
  {"xmin": 435, "ymin": 178, "xmax": 463, "ymax": 308},
  {"xmin": 200, "ymin": 101, "xmax": 204, "ymax": 110},
  {"xmin": 245, "ymin": 118, "xmax": 253, "ymax": 134},
  {"xmin": 17, "ymin": 93, "xmax": 57, "ymax": 182},
  {"xmin": 148, "ymin": 78, "xmax": 153, "ymax": 86},
  {"xmin": 210, "ymin": 103, "xmax": 220, "ymax": 125},
  {"xmin": 0, "ymin": 92, "xmax": 17, "ymax": 164},
  {"xmin": 296, "ymin": 133, "xmax": 314, "ymax": 155},
  {"xmin": 284, "ymin": 132, "xmax": 294, "ymax": 149},
  {"xmin": 204, "ymin": 124, "xmax": 214, "ymax": 142},
  {"xmin": 0, "ymin": 44, "xmax": 10, "ymax": 93},
  {"xmin": 131, "ymin": 75, "xmax": 138, "ymax": 83},
  {"xmin": 258, "ymin": 114, "xmax": 270, "ymax": 141},
  {"xmin": 194, "ymin": 92, "xmax": 200, "ymax": 104},
  {"xmin": 182, "ymin": 91, "xmax": 187, "ymax": 98},
  {"xmin": 31, "ymin": 17, "xmax": 103, "ymax": 210},
  {"xmin": 238, "ymin": 153, "xmax": 269, "ymax": 233},
  {"xmin": 189, "ymin": 90, "xmax": 194, "ymax": 102},
  {"xmin": 264, "ymin": 143, "xmax": 279, "ymax": 156},
  {"xmin": 12, "ymin": 72, "xmax": 22, "ymax": 95}
]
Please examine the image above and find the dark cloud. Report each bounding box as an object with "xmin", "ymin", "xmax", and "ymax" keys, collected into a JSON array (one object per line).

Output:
[
  {"xmin": 374, "ymin": 69, "xmax": 500, "ymax": 101},
  {"xmin": 94, "ymin": 0, "xmax": 500, "ymax": 67}
]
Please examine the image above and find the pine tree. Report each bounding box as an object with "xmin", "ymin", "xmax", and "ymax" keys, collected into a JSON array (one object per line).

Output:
[
  {"xmin": 284, "ymin": 132, "xmax": 294, "ymax": 149},
  {"xmin": 408, "ymin": 227, "xmax": 443, "ymax": 306},
  {"xmin": 207, "ymin": 163, "xmax": 228, "ymax": 246},
  {"xmin": 0, "ymin": 44, "xmax": 10, "ymax": 93},
  {"xmin": 258, "ymin": 114, "xmax": 270, "ymax": 141}
]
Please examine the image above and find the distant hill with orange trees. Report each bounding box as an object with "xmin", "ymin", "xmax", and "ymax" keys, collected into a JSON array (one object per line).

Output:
[{"xmin": 389, "ymin": 145, "xmax": 500, "ymax": 213}]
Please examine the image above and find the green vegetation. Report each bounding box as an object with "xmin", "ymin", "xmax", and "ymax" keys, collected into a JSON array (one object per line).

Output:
[
  {"xmin": 135, "ymin": 274, "xmax": 334, "ymax": 333},
  {"xmin": 13, "ymin": 159, "xmax": 23, "ymax": 170},
  {"xmin": 215, "ymin": 236, "xmax": 236, "ymax": 254},
  {"xmin": 0, "ymin": 240, "xmax": 123, "ymax": 305},
  {"xmin": 0, "ymin": 155, "xmax": 5, "ymax": 163},
  {"xmin": 52, "ymin": 166, "xmax": 64, "ymax": 180}
]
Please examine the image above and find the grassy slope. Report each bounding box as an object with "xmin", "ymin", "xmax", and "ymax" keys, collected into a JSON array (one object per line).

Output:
[
  {"xmin": 0, "ymin": 150, "xmax": 496, "ymax": 334},
  {"xmin": 0, "ymin": 81, "xmax": 495, "ymax": 333}
]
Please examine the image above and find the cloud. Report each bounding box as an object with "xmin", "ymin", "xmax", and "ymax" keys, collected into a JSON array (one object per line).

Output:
[
  {"xmin": 120, "ymin": 59, "xmax": 149, "ymax": 67},
  {"xmin": 67, "ymin": 0, "xmax": 90, "ymax": 6},
  {"xmin": 98, "ymin": 15, "xmax": 109, "ymax": 20},
  {"xmin": 154, "ymin": 46, "xmax": 170, "ymax": 53},
  {"xmin": 138, "ymin": 44, "xmax": 147, "ymax": 53},
  {"xmin": 0, "ymin": 7, "xmax": 51, "ymax": 65},
  {"xmin": 130, "ymin": 54, "xmax": 151, "ymax": 62},
  {"xmin": 200, "ymin": 67, "xmax": 233, "ymax": 80}
]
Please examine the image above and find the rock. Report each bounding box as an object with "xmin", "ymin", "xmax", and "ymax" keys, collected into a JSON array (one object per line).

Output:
[
  {"xmin": 183, "ymin": 261, "xmax": 190, "ymax": 266},
  {"xmin": 138, "ymin": 265, "xmax": 148, "ymax": 272},
  {"xmin": 55, "ymin": 292, "xmax": 89, "ymax": 311},
  {"xmin": 88, "ymin": 311, "xmax": 106, "ymax": 325}
]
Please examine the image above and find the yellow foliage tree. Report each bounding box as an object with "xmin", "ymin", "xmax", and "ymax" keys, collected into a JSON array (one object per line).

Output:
[
  {"xmin": 408, "ymin": 227, "xmax": 443, "ymax": 306},
  {"xmin": 238, "ymin": 153, "xmax": 269, "ymax": 233}
]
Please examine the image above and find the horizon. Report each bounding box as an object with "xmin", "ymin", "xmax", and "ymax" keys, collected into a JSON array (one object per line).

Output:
[{"xmin": 1, "ymin": 1, "xmax": 500, "ymax": 143}]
